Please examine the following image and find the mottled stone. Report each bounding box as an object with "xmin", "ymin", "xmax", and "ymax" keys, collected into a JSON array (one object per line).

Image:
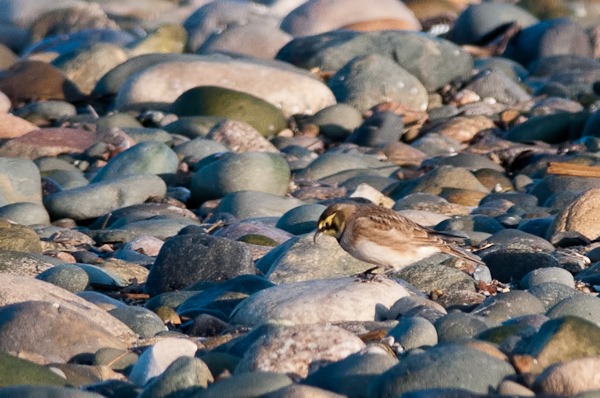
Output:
[{"xmin": 235, "ymin": 323, "xmax": 365, "ymax": 378}]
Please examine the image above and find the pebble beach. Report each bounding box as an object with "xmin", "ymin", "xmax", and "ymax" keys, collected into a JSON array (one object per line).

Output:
[{"xmin": 2, "ymin": 0, "xmax": 600, "ymax": 396}]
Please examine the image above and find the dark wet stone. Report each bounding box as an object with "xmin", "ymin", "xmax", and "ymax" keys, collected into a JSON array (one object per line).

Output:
[
  {"xmin": 435, "ymin": 313, "xmax": 489, "ymax": 343},
  {"xmin": 328, "ymin": 54, "xmax": 427, "ymax": 113},
  {"xmin": 347, "ymin": 111, "xmax": 404, "ymax": 147},
  {"xmin": 505, "ymin": 112, "xmax": 589, "ymax": 144},
  {"xmin": 481, "ymin": 250, "xmax": 559, "ymax": 283},
  {"xmin": 368, "ymin": 343, "xmax": 515, "ymax": 395},
  {"xmin": 449, "ymin": 2, "xmax": 538, "ymax": 45},
  {"xmin": 185, "ymin": 313, "xmax": 231, "ymax": 337},
  {"xmin": 517, "ymin": 217, "xmax": 553, "ymax": 238},
  {"xmin": 303, "ymin": 353, "xmax": 397, "ymax": 398},
  {"xmin": 171, "ymin": 86, "xmax": 287, "ymax": 137},
  {"xmin": 277, "ymin": 30, "xmax": 473, "ymax": 92},
  {"xmin": 472, "ymin": 290, "xmax": 546, "ymax": 324},
  {"xmin": 145, "ymin": 233, "xmax": 254, "ymax": 296}
]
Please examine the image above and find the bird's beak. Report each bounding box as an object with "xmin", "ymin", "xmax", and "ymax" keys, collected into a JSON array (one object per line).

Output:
[{"xmin": 313, "ymin": 230, "xmax": 322, "ymax": 243}]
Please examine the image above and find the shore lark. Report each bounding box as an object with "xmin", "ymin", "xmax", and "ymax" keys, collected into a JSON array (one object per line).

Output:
[{"xmin": 314, "ymin": 202, "xmax": 484, "ymax": 275}]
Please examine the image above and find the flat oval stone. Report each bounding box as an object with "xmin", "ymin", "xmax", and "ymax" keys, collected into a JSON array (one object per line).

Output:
[
  {"xmin": 328, "ymin": 54, "xmax": 428, "ymax": 113},
  {"xmin": 0, "ymin": 127, "xmax": 96, "ymax": 160},
  {"xmin": 91, "ymin": 141, "xmax": 179, "ymax": 183},
  {"xmin": 309, "ymin": 103, "xmax": 363, "ymax": 141},
  {"xmin": 472, "ymin": 290, "xmax": 546, "ymax": 324},
  {"xmin": 547, "ymin": 295, "xmax": 600, "ymax": 327},
  {"xmin": 114, "ymin": 55, "xmax": 336, "ymax": 117},
  {"xmin": 388, "ymin": 316, "xmax": 438, "ymax": 349},
  {"xmin": 0, "ymin": 157, "xmax": 42, "ymax": 206},
  {"xmin": 194, "ymin": 371, "xmax": 291, "ymax": 398},
  {"xmin": 280, "ymin": 0, "xmax": 420, "ymax": 36},
  {"xmin": 0, "ymin": 60, "xmax": 83, "ymax": 105},
  {"xmin": 53, "ymin": 43, "xmax": 128, "ymax": 95},
  {"xmin": 197, "ymin": 22, "xmax": 292, "ymax": 60},
  {"xmin": 258, "ymin": 234, "xmax": 374, "ymax": 283},
  {"xmin": 36, "ymin": 264, "xmax": 89, "ymax": 293},
  {"xmin": 520, "ymin": 267, "xmax": 575, "ymax": 289},
  {"xmin": 216, "ymin": 191, "xmax": 304, "ymax": 220},
  {"xmin": 275, "ymin": 203, "xmax": 326, "ymax": 235},
  {"xmin": 368, "ymin": 343, "xmax": 515, "ymax": 396},
  {"xmin": 43, "ymin": 174, "xmax": 167, "ymax": 220},
  {"xmin": 230, "ymin": 277, "xmax": 410, "ymax": 326},
  {"xmin": 303, "ymin": 353, "xmax": 397, "ymax": 398},
  {"xmin": 191, "ymin": 152, "xmax": 290, "ymax": 202},
  {"xmin": 0, "ymin": 202, "xmax": 49, "ymax": 225},
  {"xmin": 171, "ymin": 86, "xmax": 287, "ymax": 137},
  {"xmin": 108, "ymin": 306, "xmax": 167, "ymax": 339},
  {"xmin": 277, "ymin": 30, "xmax": 472, "ymax": 92}
]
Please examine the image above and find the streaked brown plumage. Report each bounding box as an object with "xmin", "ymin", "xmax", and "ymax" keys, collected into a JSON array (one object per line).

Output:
[{"xmin": 314, "ymin": 202, "xmax": 483, "ymax": 274}]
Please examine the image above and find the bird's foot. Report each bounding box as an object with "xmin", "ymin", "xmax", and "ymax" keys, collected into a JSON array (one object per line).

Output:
[{"xmin": 353, "ymin": 266, "xmax": 386, "ymax": 283}]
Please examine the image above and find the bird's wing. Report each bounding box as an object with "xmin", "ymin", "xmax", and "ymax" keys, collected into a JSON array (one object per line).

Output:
[{"xmin": 350, "ymin": 209, "xmax": 445, "ymax": 247}]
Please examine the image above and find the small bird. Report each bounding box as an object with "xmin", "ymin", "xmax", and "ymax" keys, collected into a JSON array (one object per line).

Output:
[{"xmin": 314, "ymin": 202, "xmax": 484, "ymax": 275}]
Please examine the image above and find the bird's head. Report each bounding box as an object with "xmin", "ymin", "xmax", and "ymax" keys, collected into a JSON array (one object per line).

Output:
[{"xmin": 314, "ymin": 203, "xmax": 357, "ymax": 242}]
